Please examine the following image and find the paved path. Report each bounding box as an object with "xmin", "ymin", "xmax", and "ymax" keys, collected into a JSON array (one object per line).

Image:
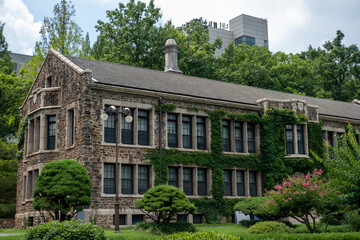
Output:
[{"xmin": 0, "ymin": 233, "xmax": 23, "ymax": 236}]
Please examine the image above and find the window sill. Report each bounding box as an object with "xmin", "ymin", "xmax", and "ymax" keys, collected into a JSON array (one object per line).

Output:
[
  {"xmin": 165, "ymin": 147, "xmax": 210, "ymax": 152},
  {"xmin": 101, "ymin": 142, "xmax": 155, "ymax": 149},
  {"xmin": 65, "ymin": 145, "xmax": 75, "ymax": 150},
  {"xmin": 284, "ymin": 154, "xmax": 310, "ymax": 159},
  {"xmin": 101, "ymin": 193, "xmax": 146, "ymax": 198},
  {"xmin": 26, "ymin": 149, "xmax": 59, "ymax": 157},
  {"xmin": 223, "ymin": 152, "xmax": 254, "ymax": 156}
]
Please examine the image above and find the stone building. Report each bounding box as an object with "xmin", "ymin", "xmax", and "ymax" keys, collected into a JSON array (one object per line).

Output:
[{"xmin": 16, "ymin": 39, "xmax": 360, "ymax": 228}]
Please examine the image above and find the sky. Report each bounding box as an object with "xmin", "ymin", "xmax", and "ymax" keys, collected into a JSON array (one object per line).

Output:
[{"xmin": 0, "ymin": 0, "xmax": 360, "ymax": 55}]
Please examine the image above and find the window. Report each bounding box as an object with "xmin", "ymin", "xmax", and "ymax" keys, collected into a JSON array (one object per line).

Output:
[
  {"xmin": 236, "ymin": 170, "xmax": 245, "ymax": 196},
  {"xmin": 167, "ymin": 114, "xmax": 178, "ymax": 148},
  {"xmin": 222, "ymin": 120, "xmax": 231, "ymax": 152},
  {"xmin": 286, "ymin": 124, "xmax": 294, "ymax": 154},
  {"xmin": 196, "ymin": 117, "xmax": 206, "ymax": 150},
  {"xmin": 264, "ymin": 40, "xmax": 269, "ymax": 47},
  {"xmin": 182, "ymin": 115, "xmax": 192, "ymax": 149},
  {"xmin": 46, "ymin": 76, "xmax": 52, "ymax": 88},
  {"xmin": 47, "ymin": 115, "xmax": 56, "ymax": 150},
  {"xmin": 235, "ymin": 35, "xmax": 255, "ymax": 46},
  {"xmin": 25, "ymin": 169, "xmax": 39, "ymax": 200},
  {"xmin": 67, "ymin": 109, "xmax": 75, "ymax": 146},
  {"xmin": 104, "ymin": 163, "xmax": 115, "ymax": 194},
  {"xmin": 223, "ymin": 170, "xmax": 232, "ymax": 196},
  {"xmin": 121, "ymin": 109, "xmax": 133, "ymax": 144},
  {"xmin": 193, "ymin": 214, "xmax": 203, "ymax": 224},
  {"xmin": 168, "ymin": 167, "xmax": 178, "ymax": 187},
  {"xmin": 177, "ymin": 214, "xmax": 188, "ymax": 223},
  {"xmin": 247, "ymin": 123, "xmax": 255, "ymax": 153},
  {"xmin": 235, "ymin": 122, "xmax": 243, "ymax": 152},
  {"xmin": 121, "ymin": 165, "xmax": 133, "ymax": 194},
  {"xmin": 297, "ymin": 125, "xmax": 305, "ymax": 154},
  {"xmin": 327, "ymin": 132, "xmax": 334, "ymax": 146},
  {"xmin": 132, "ymin": 215, "xmax": 144, "ymax": 225},
  {"xmin": 23, "ymin": 176, "xmax": 26, "ymax": 201},
  {"xmin": 138, "ymin": 165, "xmax": 150, "ymax": 194},
  {"xmin": 249, "ymin": 171, "xmax": 257, "ymax": 196},
  {"xmin": 28, "ymin": 217, "xmax": 34, "ymax": 227},
  {"xmin": 138, "ymin": 110, "xmax": 149, "ymax": 146},
  {"xmin": 113, "ymin": 215, "xmax": 126, "ymax": 225},
  {"xmin": 197, "ymin": 168, "xmax": 207, "ymax": 196},
  {"xmin": 104, "ymin": 114, "xmax": 116, "ymax": 143},
  {"xmin": 183, "ymin": 168, "xmax": 193, "ymax": 195}
]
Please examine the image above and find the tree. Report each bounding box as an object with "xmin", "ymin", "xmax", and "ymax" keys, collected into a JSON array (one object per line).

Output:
[
  {"xmin": 316, "ymin": 125, "xmax": 360, "ymax": 212},
  {"xmin": 20, "ymin": 0, "xmax": 85, "ymax": 87},
  {"xmin": 95, "ymin": 0, "xmax": 161, "ymax": 66},
  {"xmin": 135, "ymin": 185, "xmax": 197, "ymax": 224},
  {"xmin": 33, "ymin": 159, "xmax": 91, "ymax": 221},
  {"xmin": 233, "ymin": 197, "xmax": 283, "ymax": 221},
  {"xmin": 265, "ymin": 169, "xmax": 343, "ymax": 233},
  {"xmin": 80, "ymin": 32, "xmax": 91, "ymax": 58},
  {"xmin": 0, "ymin": 22, "xmax": 15, "ymax": 74}
]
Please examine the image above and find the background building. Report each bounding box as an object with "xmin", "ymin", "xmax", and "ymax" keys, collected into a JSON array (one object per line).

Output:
[
  {"xmin": 203, "ymin": 14, "xmax": 268, "ymax": 56},
  {"xmin": 9, "ymin": 53, "xmax": 32, "ymax": 75}
]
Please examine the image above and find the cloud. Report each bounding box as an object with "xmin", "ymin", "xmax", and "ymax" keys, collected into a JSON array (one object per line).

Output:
[{"xmin": 0, "ymin": 0, "xmax": 41, "ymax": 55}]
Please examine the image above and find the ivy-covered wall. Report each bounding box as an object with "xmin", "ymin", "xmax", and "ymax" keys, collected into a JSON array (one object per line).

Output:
[{"xmin": 146, "ymin": 107, "xmax": 324, "ymax": 222}]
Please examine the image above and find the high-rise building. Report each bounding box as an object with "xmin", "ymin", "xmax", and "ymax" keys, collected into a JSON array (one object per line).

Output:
[{"xmin": 204, "ymin": 14, "xmax": 268, "ymax": 56}]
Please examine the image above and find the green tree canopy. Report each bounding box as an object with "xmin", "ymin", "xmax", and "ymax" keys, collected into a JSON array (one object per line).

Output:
[
  {"xmin": 95, "ymin": 0, "xmax": 161, "ymax": 66},
  {"xmin": 135, "ymin": 185, "xmax": 197, "ymax": 224},
  {"xmin": 33, "ymin": 159, "xmax": 91, "ymax": 221}
]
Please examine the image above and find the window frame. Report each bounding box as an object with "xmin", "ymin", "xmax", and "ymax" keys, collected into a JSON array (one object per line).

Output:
[
  {"xmin": 121, "ymin": 164, "xmax": 134, "ymax": 194},
  {"xmin": 46, "ymin": 115, "xmax": 56, "ymax": 150},
  {"xmin": 167, "ymin": 114, "xmax": 178, "ymax": 148}
]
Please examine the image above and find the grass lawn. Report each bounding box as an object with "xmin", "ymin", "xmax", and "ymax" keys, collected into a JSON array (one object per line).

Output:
[{"xmin": 2, "ymin": 224, "xmax": 360, "ymax": 240}]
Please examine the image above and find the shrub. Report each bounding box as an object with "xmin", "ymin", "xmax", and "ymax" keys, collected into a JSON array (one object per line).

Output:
[
  {"xmin": 344, "ymin": 210, "xmax": 360, "ymax": 231},
  {"xmin": 161, "ymin": 231, "xmax": 240, "ymax": 240},
  {"xmin": 0, "ymin": 203, "xmax": 16, "ymax": 218},
  {"xmin": 135, "ymin": 221, "xmax": 195, "ymax": 234},
  {"xmin": 248, "ymin": 221, "xmax": 293, "ymax": 234},
  {"xmin": 23, "ymin": 220, "xmax": 107, "ymax": 240},
  {"xmin": 135, "ymin": 185, "xmax": 197, "ymax": 223},
  {"xmin": 238, "ymin": 220, "xmax": 259, "ymax": 228},
  {"xmin": 265, "ymin": 169, "xmax": 344, "ymax": 233},
  {"xmin": 234, "ymin": 197, "xmax": 283, "ymax": 221},
  {"xmin": 33, "ymin": 159, "xmax": 91, "ymax": 221}
]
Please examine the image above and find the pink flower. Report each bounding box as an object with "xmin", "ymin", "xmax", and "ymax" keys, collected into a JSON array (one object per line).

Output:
[
  {"xmin": 288, "ymin": 198, "xmax": 292, "ymax": 201},
  {"xmin": 303, "ymin": 182, "xmax": 310, "ymax": 187},
  {"xmin": 306, "ymin": 173, "xmax": 311, "ymax": 179},
  {"xmin": 283, "ymin": 182, "xmax": 290, "ymax": 186},
  {"xmin": 274, "ymin": 185, "xmax": 283, "ymax": 191},
  {"xmin": 293, "ymin": 192, "xmax": 297, "ymax": 195}
]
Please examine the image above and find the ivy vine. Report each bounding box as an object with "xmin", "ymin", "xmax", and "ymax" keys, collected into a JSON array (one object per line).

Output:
[
  {"xmin": 155, "ymin": 104, "xmax": 177, "ymax": 113},
  {"xmin": 17, "ymin": 114, "xmax": 28, "ymax": 157},
  {"xmin": 145, "ymin": 107, "xmax": 323, "ymax": 222}
]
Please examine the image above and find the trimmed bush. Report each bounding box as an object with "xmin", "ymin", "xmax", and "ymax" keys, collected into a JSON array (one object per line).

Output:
[
  {"xmin": 238, "ymin": 220, "xmax": 259, "ymax": 228},
  {"xmin": 135, "ymin": 185, "xmax": 196, "ymax": 224},
  {"xmin": 248, "ymin": 221, "xmax": 293, "ymax": 234},
  {"xmin": 23, "ymin": 220, "xmax": 107, "ymax": 240},
  {"xmin": 134, "ymin": 221, "xmax": 196, "ymax": 234},
  {"xmin": 234, "ymin": 197, "xmax": 283, "ymax": 221},
  {"xmin": 161, "ymin": 231, "xmax": 240, "ymax": 240}
]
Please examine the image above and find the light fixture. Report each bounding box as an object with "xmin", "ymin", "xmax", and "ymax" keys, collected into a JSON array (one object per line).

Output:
[{"xmin": 100, "ymin": 112, "xmax": 109, "ymax": 121}]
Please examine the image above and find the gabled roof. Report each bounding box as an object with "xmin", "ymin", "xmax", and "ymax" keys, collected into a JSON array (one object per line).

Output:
[{"xmin": 65, "ymin": 55, "xmax": 360, "ymax": 121}]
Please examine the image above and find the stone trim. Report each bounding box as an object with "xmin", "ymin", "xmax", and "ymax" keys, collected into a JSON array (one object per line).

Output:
[{"xmin": 49, "ymin": 49, "xmax": 92, "ymax": 75}]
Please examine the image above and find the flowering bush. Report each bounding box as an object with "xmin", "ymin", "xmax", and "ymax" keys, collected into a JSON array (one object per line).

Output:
[{"xmin": 265, "ymin": 169, "xmax": 343, "ymax": 233}]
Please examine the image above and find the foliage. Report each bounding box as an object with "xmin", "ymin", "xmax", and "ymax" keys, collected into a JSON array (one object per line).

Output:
[
  {"xmin": 95, "ymin": 0, "xmax": 161, "ymax": 66},
  {"xmin": 315, "ymin": 124, "xmax": 360, "ymax": 210},
  {"xmin": 238, "ymin": 220, "xmax": 259, "ymax": 228},
  {"xmin": 265, "ymin": 169, "xmax": 343, "ymax": 233},
  {"xmin": 135, "ymin": 221, "xmax": 195, "ymax": 235},
  {"xmin": 155, "ymin": 104, "xmax": 177, "ymax": 113},
  {"xmin": 161, "ymin": 231, "xmax": 240, "ymax": 240},
  {"xmin": 344, "ymin": 210, "xmax": 360, "ymax": 232},
  {"xmin": 190, "ymin": 198, "xmax": 241, "ymax": 224},
  {"xmin": 20, "ymin": 0, "xmax": 86, "ymax": 90},
  {"xmin": 0, "ymin": 203, "xmax": 16, "ymax": 218},
  {"xmin": 0, "ymin": 22, "xmax": 15, "ymax": 75},
  {"xmin": 135, "ymin": 185, "xmax": 197, "ymax": 224},
  {"xmin": 260, "ymin": 108, "xmax": 307, "ymax": 189},
  {"xmin": 248, "ymin": 221, "xmax": 293, "ymax": 234},
  {"xmin": 33, "ymin": 159, "xmax": 91, "ymax": 221},
  {"xmin": 39, "ymin": 0, "xmax": 84, "ymax": 56},
  {"xmin": 233, "ymin": 197, "xmax": 283, "ymax": 221},
  {"xmin": 23, "ymin": 220, "xmax": 107, "ymax": 240}
]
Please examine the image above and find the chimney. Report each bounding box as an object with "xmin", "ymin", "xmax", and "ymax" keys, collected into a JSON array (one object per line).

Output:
[{"xmin": 164, "ymin": 39, "xmax": 182, "ymax": 74}]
